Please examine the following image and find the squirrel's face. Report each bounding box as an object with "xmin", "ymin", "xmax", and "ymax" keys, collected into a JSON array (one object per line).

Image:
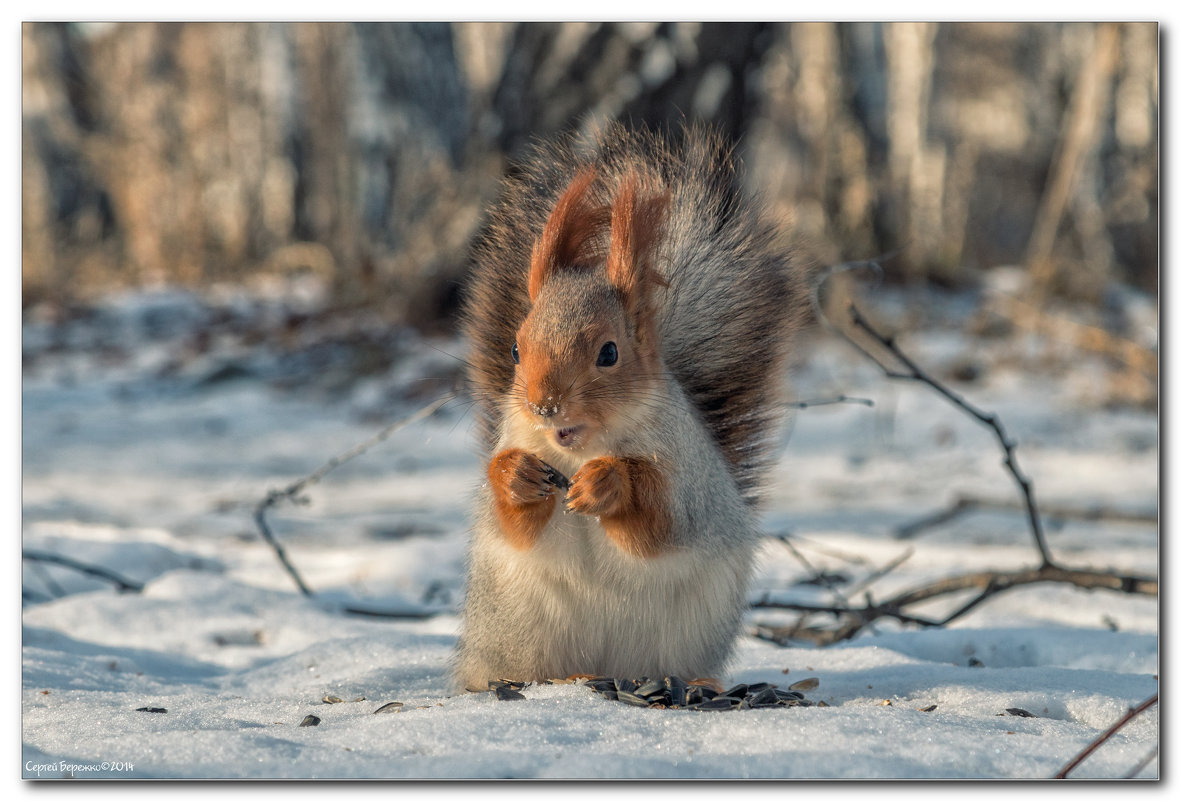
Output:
[
  {"xmin": 511, "ymin": 272, "xmax": 660, "ymax": 451},
  {"xmin": 507, "ymin": 166, "xmax": 668, "ymax": 452}
]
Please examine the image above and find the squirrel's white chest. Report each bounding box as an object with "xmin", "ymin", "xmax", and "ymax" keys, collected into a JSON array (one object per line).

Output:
[
  {"xmin": 486, "ymin": 504, "xmax": 712, "ymax": 608},
  {"xmin": 514, "ymin": 508, "xmax": 648, "ymax": 581},
  {"xmin": 485, "ymin": 508, "xmax": 750, "ymax": 673}
]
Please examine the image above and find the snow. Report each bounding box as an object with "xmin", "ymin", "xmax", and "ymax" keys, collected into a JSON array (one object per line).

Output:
[{"xmin": 18, "ymin": 287, "xmax": 1159, "ymax": 780}]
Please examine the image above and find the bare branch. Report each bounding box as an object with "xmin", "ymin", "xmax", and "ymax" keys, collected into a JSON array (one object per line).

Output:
[
  {"xmin": 895, "ymin": 494, "xmax": 1156, "ymax": 540},
  {"xmin": 22, "ymin": 550, "xmax": 145, "ymax": 594},
  {"xmin": 765, "ymin": 532, "xmax": 872, "ymax": 567},
  {"xmin": 259, "ymin": 392, "xmax": 456, "ymax": 516},
  {"xmin": 334, "ymin": 603, "xmax": 443, "ymax": 620},
  {"xmin": 253, "ymin": 496, "xmax": 315, "ymax": 597},
  {"xmin": 750, "ymin": 563, "xmax": 1157, "ymax": 646},
  {"xmin": 786, "ymin": 395, "xmax": 875, "ymax": 410},
  {"xmin": 1054, "ymin": 693, "xmax": 1158, "ymax": 779},
  {"xmin": 844, "ymin": 547, "xmax": 915, "ymax": 600},
  {"xmin": 894, "ymin": 496, "xmax": 979, "ymax": 539},
  {"xmin": 843, "ymin": 303, "xmax": 1054, "ymax": 567},
  {"xmin": 763, "ymin": 282, "xmax": 1160, "ymax": 648},
  {"xmin": 885, "ymin": 564, "xmax": 1155, "ymax": 607},
  {"xmin": 254, "ymin": 392, "xmax": 455, "ymax": 613},
  {"xmin": 26, "ymin": 558, "xmax": 67, "ymax": 599},
  {"xmin": 766, "ymin": 532, "xmax": 854, "ymax": 607}
]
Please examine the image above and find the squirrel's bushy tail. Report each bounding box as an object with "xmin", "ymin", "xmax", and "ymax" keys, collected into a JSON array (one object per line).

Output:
[{"xmin": 462, "ymin": 122, "xmax": 810, "ymax": 506}]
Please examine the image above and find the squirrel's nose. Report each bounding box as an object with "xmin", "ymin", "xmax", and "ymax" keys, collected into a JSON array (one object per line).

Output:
[{"xmin": 527, "ymin": 396, "xmax": 561, "ymax": 418}]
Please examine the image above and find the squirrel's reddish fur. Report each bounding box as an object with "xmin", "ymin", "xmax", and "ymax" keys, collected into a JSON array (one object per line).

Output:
[
  {"xmin": 567, "ymin": 455, "xmax": 673, "ymax": 558},
  {"xmin": 462, "ymin": 123, "xmax": 808, "ymax": 507},
  {"xmin": 486, "ymin": 448, "xmax": 559, "ymax": 551},
  {"xmin": 454, "ymin": 123, "xmax": 810, "ymax": 690}
]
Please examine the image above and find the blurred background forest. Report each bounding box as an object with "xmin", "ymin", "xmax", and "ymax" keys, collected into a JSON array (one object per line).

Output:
[{"xmin": 21, "ymin": 21, "xmax": 1158, "ymax": 402}]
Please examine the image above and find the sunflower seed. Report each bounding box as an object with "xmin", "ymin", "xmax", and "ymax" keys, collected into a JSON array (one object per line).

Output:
[
  {"xmin": 322, "ymin": 695, "xmax": 343, "ymax": 704},
  {"xmin": 1006, "ymin": 707, "xmax": 1036, "ymax": 717},
  {"xmin": 749, "ymin": 687, "xmax": 780, "ymax": 708},
  {"xmin": 774, "ymin": 689, "xmax": 806, "ymax": 702},
  {"xmin": 582, "ymin": 674, "xmax": 818, "ymax": 712},
  {"xmin": 135, "ymin": 707, "xmax": 166, "ymax": 713},
  {"xmin": 373, "ymin": 702, "xmax": 404, "ymax": 714},
  {"xmin": 299, "ymin": 715, "xmax": 320, "ymax": 727},
  {"xmin": 494, "ymin": 686, "xmax": 526, "ymax": 701},
  {"xmin": 696, "ymin": 697, "xmax": 741, "ymax": 711},
  {"xmin": 539, "ymin": 461, "xmax": 571, "ymax": 490},
  {"xmin": 490, "ymin": 679, "xmax": 527, "ymax": 691},
  {"xmin": 665, "ymin": 676, "xmax": 688, "ymax": 706},
  {"xmin": 617, "ymin": 691, "xmax": 651, "ymax": 707},
  {"xmin": 635, "ymin": 679, "xmax": 667, "ymax": 698}
]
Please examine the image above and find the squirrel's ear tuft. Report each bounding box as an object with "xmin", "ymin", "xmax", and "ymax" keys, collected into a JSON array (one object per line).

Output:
[
  {"xmin": 529, "ymin": 168, "xmax": 609, "ymax": 302},
  {"xmin": 606, "ymin": 172, "xmax": 670, "ymax": 322}
]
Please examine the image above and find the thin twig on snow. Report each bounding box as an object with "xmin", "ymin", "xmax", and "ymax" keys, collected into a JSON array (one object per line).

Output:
[
  {"xmin": 1054, "ymin": 693, "xmax": 1158, "ymax": 779},
  {"xmin": 253, "ymin": 392, "xmax": 455, "ymax": 616},
  {"xmin": 751, "ymin": 563, "xmax": 1157, "ymax": 646},
  {"xmin": 844, "ymin": 302, "xmax": 1053, "ymax": 567},
  {"xmin": 22, "ymin": 549, "xmax": 145, "ymax": 593},
  {"xmin": 894, "ymin": 493, "xmax": 1156, "ymax": 540}
]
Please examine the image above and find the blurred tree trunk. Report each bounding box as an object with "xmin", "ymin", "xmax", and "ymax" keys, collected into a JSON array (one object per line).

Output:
[{"xmin": 21, "ymin": 21, "xmax": 1158, "ymax": 326}]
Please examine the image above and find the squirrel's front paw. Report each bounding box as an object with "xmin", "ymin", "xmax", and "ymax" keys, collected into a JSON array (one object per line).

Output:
[
  {"xmin": 489, "ymin": 449, "xmax": 561, "ymax": 504},
  {"xmin": 488, "ymin": 449, "xmax": 561, "ymax": 550},
  {"xmin": 567, "ymin": 457, "xmax": 631, "ymax": 517},
  {"xmin": 568, "ymin": 456, "xmax": 671, "ymax": 558}
]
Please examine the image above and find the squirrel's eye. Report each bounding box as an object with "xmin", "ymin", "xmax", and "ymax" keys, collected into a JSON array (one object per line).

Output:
[
  {"xmin": 596, "ymin": 341, "xmax": 618, "ymax": 367},
  {"xmin": 511, "ymin": 342, "xmax": 520, "ymax": 364}
]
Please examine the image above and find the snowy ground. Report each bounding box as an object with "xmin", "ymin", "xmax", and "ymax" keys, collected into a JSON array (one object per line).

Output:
[{"xmin": 19, "ymin": 286, "xmax": 1159, "ymax": 780}]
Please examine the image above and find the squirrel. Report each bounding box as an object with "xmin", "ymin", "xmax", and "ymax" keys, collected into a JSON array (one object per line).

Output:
[{"xmin": 454, "ymin": 123, "xmax": 809, "ymax": 691}]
